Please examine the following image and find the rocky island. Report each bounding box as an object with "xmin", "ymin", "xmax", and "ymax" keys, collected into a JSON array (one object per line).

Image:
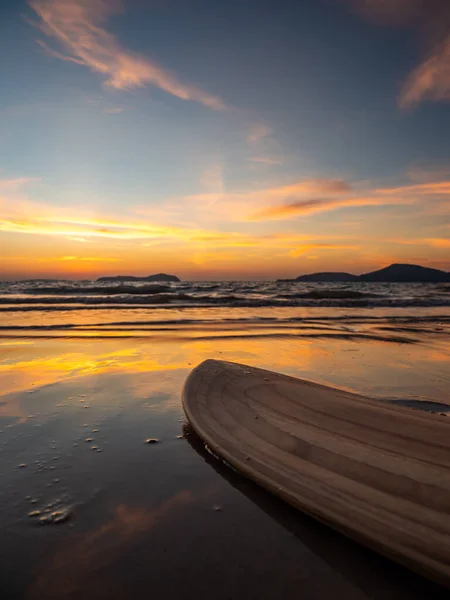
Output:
[{"xmin": 278, "ymin": 263, "xmax": 450, "ymax": 283}]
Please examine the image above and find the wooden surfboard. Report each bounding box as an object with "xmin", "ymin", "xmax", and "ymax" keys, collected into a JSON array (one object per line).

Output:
[{"xmin": 182, "ymin": 359, "xmax": 450, "ymax": 588}]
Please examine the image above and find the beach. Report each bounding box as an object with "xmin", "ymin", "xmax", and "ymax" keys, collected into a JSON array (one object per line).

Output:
[{"xmin": 1, "ymin": 282, "xmax": 449, "ymax": 599}]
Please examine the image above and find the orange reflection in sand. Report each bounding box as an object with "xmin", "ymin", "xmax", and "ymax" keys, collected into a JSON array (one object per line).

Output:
[
  {"xmin": 1, "ymin": 332, "xmax": 448, "ymax": 417},
  {"xmin": 0, "ymin": 334, "xmax": 318, "ymax": 399},
  {"xmin": 0, "ymin": 344, "xmax": 185, "ymax": 398},
  {"xmin": 28, "ymin": 491, "xmax": 196, "ymax": 599}
]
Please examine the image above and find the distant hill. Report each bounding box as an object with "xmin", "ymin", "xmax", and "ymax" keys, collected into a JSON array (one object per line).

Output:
[
  {"xmin": 287, "ymin": 264, "xmax": 450, "ymax": 283},
  {"xmin": 97, "ymin": 273, "xmax": 180, "ymax": 283},
  {"xmin": 359, "ymin": 263, "xmax": 450, "ymax": 283},
  {"xmin": 296, "ymin": 272, "xmax": 358, "ymax": 282}
]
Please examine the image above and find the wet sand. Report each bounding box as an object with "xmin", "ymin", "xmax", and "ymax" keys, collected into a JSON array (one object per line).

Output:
[{"xmin": 0, "ymin": 325, "xmax": 449, "ymax": 599}]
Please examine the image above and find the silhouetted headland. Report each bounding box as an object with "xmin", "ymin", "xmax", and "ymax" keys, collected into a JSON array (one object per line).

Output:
[
  {"xmin": 278, "ymin": 263, "xmax": 450, "ymax": 283},
  {"xmin": 97, "ymin": 273, "xmax": 180, "ymax": 282}
]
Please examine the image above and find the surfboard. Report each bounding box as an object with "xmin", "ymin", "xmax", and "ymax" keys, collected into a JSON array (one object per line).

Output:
[{"xmin": 182, "ymin": 359, "xmax": 450, "ymax": 588}]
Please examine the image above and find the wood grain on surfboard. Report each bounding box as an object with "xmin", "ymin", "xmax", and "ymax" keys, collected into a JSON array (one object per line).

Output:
[{"xmin": 182, "ymin": 359, "xmax": 450, "ymax": 588}]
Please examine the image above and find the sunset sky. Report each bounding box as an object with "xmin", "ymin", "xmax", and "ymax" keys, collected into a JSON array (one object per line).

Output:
[{"xmin": 1, "ymin": 0, "xmax": 449, "ymax": 280}]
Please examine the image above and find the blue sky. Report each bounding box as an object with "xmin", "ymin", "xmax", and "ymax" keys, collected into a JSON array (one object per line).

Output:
[{"xmin": 0, "ymin": 0, "xmax": 449, "ymax": 279}]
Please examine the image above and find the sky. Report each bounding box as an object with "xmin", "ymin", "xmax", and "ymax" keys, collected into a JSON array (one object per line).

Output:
[{"xmin": 0, "ymin": 0, "xmax": 449, "ymax": 280}]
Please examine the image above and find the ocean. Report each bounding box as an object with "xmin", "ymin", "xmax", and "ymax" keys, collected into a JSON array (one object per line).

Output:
[{"xmin": 1, "ymin": 280, "xmax": 449, "ymax": 340}]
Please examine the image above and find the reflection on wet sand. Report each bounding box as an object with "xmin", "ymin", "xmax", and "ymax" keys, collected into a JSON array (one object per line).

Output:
[
  {"xmin": 0, "ymin": 330, "xmax": 449, "ymax": 403},
  {"xmin": 0, "ymin": 320, "xmax": 448, "ymax": 599},
  {"xmin": 27, "ymin": 492, "xmax": 195, "ymax": 599}
]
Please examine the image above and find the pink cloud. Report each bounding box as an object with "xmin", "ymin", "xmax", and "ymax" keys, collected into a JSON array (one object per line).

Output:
[
  {"xmin": 29, "ymin": 0, "xmax": 225, "ymax": 109},
  {"xmin": 400, "ymin": 34, "xmax": 450, "ymax": 108},
  {"xmin": 342, "ymin": 1, "xmax": 450, "ymax": 109},
  {"xmin": 248, "ymin": 156, "xmax": 283, "ymax": 166},
  {"xmin": 246, "ymin": 124, "xmax": 273, "ymax": 144},
  {"xmin": 249, "ymin": 196, "xmax": 383, "ymax": 221},
  {"xmin": 247, "ymin": 179, "xmax": 450, "ymax": 221}
]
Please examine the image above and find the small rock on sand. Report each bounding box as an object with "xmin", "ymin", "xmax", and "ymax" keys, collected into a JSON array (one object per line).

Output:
[{"xmin": 145, "ymin": 438, "xmax": 159, "ymax": 444}]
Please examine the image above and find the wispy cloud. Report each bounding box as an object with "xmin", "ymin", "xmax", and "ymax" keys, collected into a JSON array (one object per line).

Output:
[
  {"xmin": 150, "ymin": 177, "xmax": 354, "ymax": 224},
  {"xmin": 104, "ymin": 106, "xmax": 123, "ymax": 114},
  {"xmin": 246, "ymin": 122, "xmax": 284, "ymax": 166},
  {"xmin": 246, "ymin": 124, "xmax": 273, "ymax": 144},
  {"xmin": 427, "ymin": 238, "xmax": 450, "ymax": 249},
  {"xmin": 182, "ymin": 178, "xmax": 352, "ymax": 205},
  {"xmin": 67, "ymin": 236, "xmax": 88, "ymax": 242},
  {"xmin": 0, "ymin": 191, "xmax": 359, "ymax": 260},
  {"xmin": 343, "ymin": 1, "xmax": 450, "ymax": 109},
  {"xmin": 250, "ymin": 196, "xmax": 383, "ymax": 221},
  {"xmin": 247, "ymin": 156, "xmax": 283, "ymax": 166},
  {"xmin": 288, "ymin": 242, "xmax": 358, "ymax": 258},
  {"xmin": 400, "ymin": 35, "xmax": 450, "ymax": 109},
  {"xmin": 60, "ymin": 255, "xmax": 120, "ymax": 261},
  {"xmin": 29, "ymin": 0, "xmax": 225, "ymax": 109},
  {"xmin": 392, "ymin": 237, "xmax": 450, "ymax": 249},
  {"xmin": 199, "ymin": 161, "xmax": 224, "ymax": 194},
  {"xmin": 346, "ymin": 1, "xmax": 450, "ymax": 109},
  {"xmin": 376, "ymin": 181, "xmax": 450, "ymax": 196},
  {"xmin": 0, "ymin": 177, "xmax": 38, "ymax": 191},
  {"xmin": 247, "ymin": 179, "xmax": 450, "ymax": 221}
]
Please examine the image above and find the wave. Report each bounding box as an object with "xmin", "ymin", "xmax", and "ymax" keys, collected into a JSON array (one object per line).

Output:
[
  {"xmin": 278, "ymin": 290, "xmax": 381, "ymax": 300},
  {"xmin": 0, "ymin": 295, "xmax": 450, "ymax": 312},
  {"xmin": 1, "ymin": 315, "xmax": 449, "ymax": 328},
  {"xmin": 0, "ymin": 331, "xmax": 420, "ymax": 343},
  {"xmin": 23, "ymin": 284, "xmax": 171, "ymax": 295},
  {"xmin": 1, "ymin": 294, "xmax": 450, "ymax": 309}
]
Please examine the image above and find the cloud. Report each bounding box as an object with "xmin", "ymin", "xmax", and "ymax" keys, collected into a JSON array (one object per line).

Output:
[
  {"xmin": 60, "ymin": 255, "xmax": 120, "ymax": 261},
  {"xmin": 247, "ymin": 179, "xmax": 450, "ymax": 221},
  {"xmin": 4, "ymin": 176, "xmax": 445, "ymax": 233},
  {"xmin": 0, "ymin": 177, "xmax": 38, "ymax": 191},
  {"xmin": 183, "ymin": 178, "xmax": 352, "ymax": 205},
  {"xmin": 377, "ymin": 181, "xmax": 450, "ymax": 195},
  {"xmin": 246, "ymin": 123, "xmax": 284, "ymax": 166},
  {"xmin": 0, "ymin": 189, "xmax": 360, "ymax": 262},
  {"xmin": 289, "ymin": 243, "xmax": 358, "ymax": 258},
  {"xmin": 247, "ymin": 157, "xmax": 283, "ymax": 166},
  {"xmin": 343, "ymin": 1, "xmax": 450, "ymax": 109},
  {"xmin": 390, "ymin": 237, "xmax": 450, "ymax": 249},
  {"xmin": 199, "ymin": 161, "xmax": 224, "ymax": 194},
  {"xmin": 399, "ymin": 34, "xmax": 450, "ymax": 108},
  {"xmin": 104, "ymin": 106, "xmax": 123, "ymax": 114},
  {"xmin": 250, "ymin": 196, "xmax": 383, "ymax": 221},
  {"xmin": 29, "ymin": 0, "xmax": 225, "ymax": 109},
  {"xmin": 407, "ymin": 164, "xmax": 450, "ymax": 183},
  {"xmin": 427, "ymin": 238, "xmax": 450, "ymax": 248},
  {"xmin": 342, "ymin": 1, "xmax": 450, "ymax": 109},
  {"xmin": 67, "ymin": 236, "xmax": 88, "ymax": 242},
  {"xmin": 246, "ymin": 124, "xmax": 273, "ymax": 144}
]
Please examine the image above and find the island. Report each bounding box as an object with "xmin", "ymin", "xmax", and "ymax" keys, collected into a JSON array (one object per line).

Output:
[
  {"xmin": 97, "ymin": 273, "xmax": 180, "ymax": 283},
  {"xmin": 278, "ymin": 263, "xmax": 450, "ymax": 283},
  {"xmin": 359, "ymin": 264, "xmax": 449, "ymax": 283}
]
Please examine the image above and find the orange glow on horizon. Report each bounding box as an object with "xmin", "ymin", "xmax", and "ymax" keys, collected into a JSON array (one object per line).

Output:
[{"xmin": 1, "ymin": 175, "xmax": 449, "ymax": 279}]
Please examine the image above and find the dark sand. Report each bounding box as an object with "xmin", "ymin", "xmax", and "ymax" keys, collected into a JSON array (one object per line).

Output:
[{"xmin": 0, "ymin": 323, "xmax": 449, "ymax": 599}]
